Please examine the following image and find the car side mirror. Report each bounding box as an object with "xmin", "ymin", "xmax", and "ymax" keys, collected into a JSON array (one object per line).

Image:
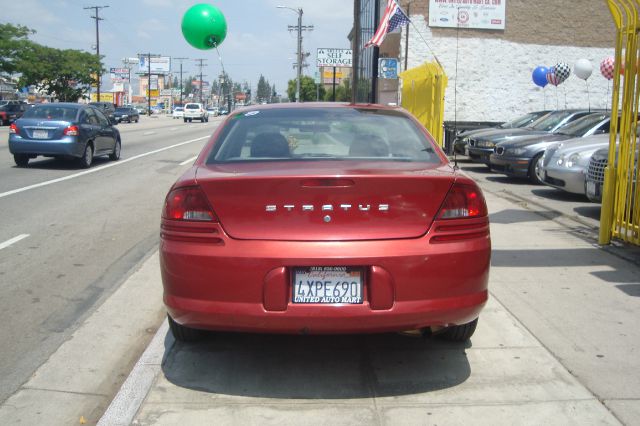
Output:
[{"xmin": 109, "ymin": 116, "xmax": 118, "ymax": 125}]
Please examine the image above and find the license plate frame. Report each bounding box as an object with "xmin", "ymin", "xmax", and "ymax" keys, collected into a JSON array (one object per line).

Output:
[
  {"xmin": 292, "ymin": 266, "xmax": 363, "ymax": 304},
  {"xmin": 32, "ymin": 130, "xmax": 49, "ymax": 139}
]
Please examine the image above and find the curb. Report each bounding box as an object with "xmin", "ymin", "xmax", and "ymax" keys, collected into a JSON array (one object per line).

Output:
[{"xmin": 97, "ymin": 321, "xmax": 173, "ymax": 425}]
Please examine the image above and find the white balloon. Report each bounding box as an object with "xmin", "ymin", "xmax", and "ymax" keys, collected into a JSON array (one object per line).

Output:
[{"xmin": 574, "ymin": 59, "xmax": 593, "ymax": 80}]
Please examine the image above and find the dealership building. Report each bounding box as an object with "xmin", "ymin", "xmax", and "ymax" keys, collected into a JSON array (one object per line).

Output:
[{"xmin": 354, "ymin": 0, "xmax": 616, "ymax": 121}]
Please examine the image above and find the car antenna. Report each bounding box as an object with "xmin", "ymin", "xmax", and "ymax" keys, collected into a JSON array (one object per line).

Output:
[{"xmin": 452, "ymin": 6, "xmax": 461, "ymax": 171}]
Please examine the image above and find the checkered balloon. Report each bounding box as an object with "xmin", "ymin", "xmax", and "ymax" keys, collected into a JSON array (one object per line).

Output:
[
  {"xmin": 554, "ymin": 63, "xmax": 571, "ymax": 85},
  {"xmin": 600, "ymin": 57, "xmax": 615, "ymax": 80}
]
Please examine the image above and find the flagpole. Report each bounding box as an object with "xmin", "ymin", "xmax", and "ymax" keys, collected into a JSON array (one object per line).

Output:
[{"xmin": 372, "ymin": 0, "xmax": 381, "ymax": 103}]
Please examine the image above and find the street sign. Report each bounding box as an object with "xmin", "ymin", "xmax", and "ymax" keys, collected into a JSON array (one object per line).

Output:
[
  {"xmin": 378, "ymin": 58, "xmax": 399, "ymax": 79},
  {"xmin": 323, "ymin": 70, "xmax": 344, "ymax": 79},
  {"xmin": 317, "ymin": 48, "xmax": 352, "ymax": 68}
]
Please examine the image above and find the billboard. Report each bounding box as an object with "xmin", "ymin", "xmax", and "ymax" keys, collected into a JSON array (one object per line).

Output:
[
  {"xmin": 428, "ymin": 0, "xmax": 506, "ymax": 30},
  {"xmin": 317, "ymin": 48, "xmax": 352, "ymax": 68},
  {"xmin": 110, "ymin": 68, "xmax": 129, "ymax": 82},
  {"xmin": 138, "ymin": 56, "xmax": 171, "ymax": 74}
]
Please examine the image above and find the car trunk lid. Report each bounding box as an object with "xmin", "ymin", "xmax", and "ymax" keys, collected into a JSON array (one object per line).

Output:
[{"xmin": 195, "ymin": 161, "xmax": 456, "ymax": 241}]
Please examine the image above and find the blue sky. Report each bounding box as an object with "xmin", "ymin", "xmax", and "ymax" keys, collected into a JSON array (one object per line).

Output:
[{"xmin": 2, "ymin": 0, "xmax": 353, "ymax": 95}]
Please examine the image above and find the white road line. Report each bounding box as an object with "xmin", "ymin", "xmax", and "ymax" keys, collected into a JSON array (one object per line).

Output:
[
  {"xmin": 0, "ymin": 136, "xmax": 209, "ymax": 199},
  {"xmin": 0, "ymin": 234, "xmax": 29, "ymax": 250},
  {"xmin": 179, "ymin": 155, "xmax": 198, "ymax": 166},
  {"xmin": 143, "ymin": 131, "xmax": 156, "ymax": 135}
]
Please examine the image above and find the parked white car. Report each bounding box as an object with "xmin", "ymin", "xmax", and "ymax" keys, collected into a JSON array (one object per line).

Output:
[
  {"xmin": 172, "ymin": 107, "xmax": 184, "ymax": 119},
  {"xmin": 183, "ymin": 103, "xmax": 209, "ymax": 123}
]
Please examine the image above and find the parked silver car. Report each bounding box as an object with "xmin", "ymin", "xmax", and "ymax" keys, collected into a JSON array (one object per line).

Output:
[{"xmin": 539, "ymin": 133, "xmax": 612, "ymax": 195}]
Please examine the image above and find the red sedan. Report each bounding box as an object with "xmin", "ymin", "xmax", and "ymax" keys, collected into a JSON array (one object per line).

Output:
[{"xmin": 161, "ymin": 103, "xmax": 490, "ymax": 342}]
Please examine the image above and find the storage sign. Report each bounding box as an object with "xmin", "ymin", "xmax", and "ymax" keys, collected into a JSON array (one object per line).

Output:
[
  {"xmin": 429, "ymin": 0, "xmax": 506, "ymax": 30},
  {"xmin": 317, "ymin": 48, "xmax": 352, "ymax": 68}
]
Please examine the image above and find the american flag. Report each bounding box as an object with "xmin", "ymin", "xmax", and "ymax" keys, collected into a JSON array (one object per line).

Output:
[{"xmin": 365, "ymin": 0, "xmax": 410, "ymax": 48}]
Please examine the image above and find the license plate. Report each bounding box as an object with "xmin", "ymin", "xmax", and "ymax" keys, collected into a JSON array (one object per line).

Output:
[
  {"xmin": 586, "ymin": 180, "xmax": 598, "ymax": 197},
  {"xmin": 293, "ymin": 266, "xmax": 363, "ymax": 304},
  {"xmin": 32, "ymin": 130, "xmax": 48, "ymax": 139}
]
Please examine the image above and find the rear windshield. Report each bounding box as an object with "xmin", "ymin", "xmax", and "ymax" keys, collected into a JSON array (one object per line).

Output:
[
  {"xmin": 22, "ymin": 105, "xmax": 78, "ymax": 121},
  {"xmin": 185, "ymin": 104, "xmax": 200, "ymax": 109},
  {"xmin": 208, "ymin": 107, "xmax": 439, "ymax": 164}
]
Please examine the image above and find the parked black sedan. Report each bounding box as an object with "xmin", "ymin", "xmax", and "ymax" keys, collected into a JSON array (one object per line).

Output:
[
  {"xmin": 489, "ymin": 112, "xmax": 611, "ymax": 184},
  {"xmin": 467, "ymin": 109, "xmax": 597, "ymax": 166},
  {"xmin": 113, "ymin": 106, "xmax": 140, "ymax": 123},
  {"xmin": 9, "ymin": 103, "xmax": 121, "ymax": 168}
]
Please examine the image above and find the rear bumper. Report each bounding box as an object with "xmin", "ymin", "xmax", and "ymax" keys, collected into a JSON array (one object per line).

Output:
[
  {"xmin": 489, "ymin": 154, "xmax": 530, "ymax": 178},
  {"xmin": 161, "ymin": 218, "xmax": 491, "ymax": 334},
  {"xmin": 9, "ymin": 137, "xmax": 85, "ymax": 157}
]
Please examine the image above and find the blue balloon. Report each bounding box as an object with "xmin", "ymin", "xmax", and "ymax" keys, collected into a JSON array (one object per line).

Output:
[{"xmin": 532, "ymin": 66, "xmax": 549, "ymax": 88}]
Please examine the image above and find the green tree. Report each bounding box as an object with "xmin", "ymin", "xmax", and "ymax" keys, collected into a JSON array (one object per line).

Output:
[
  {"xmin": 288, "ymin": 76, "xmax": 324, "ymax": 102},
  {"xmin": 323, "ymin": 78, "xmax": 352, "ymax": 102},
  {"xmin": 18, "ymin": 44, "xmax": 103, "ymax": 101},
  {"xmin": 257, "ymin": 75, "xmax": 270, "ymax": 103},
  {"xmin": 0, "ymin": 23, "xmax": 34, "ymax": 77}
]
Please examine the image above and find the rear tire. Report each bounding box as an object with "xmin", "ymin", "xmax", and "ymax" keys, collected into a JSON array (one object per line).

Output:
[
  {"xmin": 438, "ymin": 318, "xmax": 478, "ymax": 342},
  {"xmin": 78, "ymin": 143, "xmax": 93, "ymax": 169},
  {"xmin": 167, "ymin": 314, "xmax": 202, "ymax": 342},
  {"xmin": 183, "ymin": 118, "xmax": 187, "ymax": 123},
  {"xmin": 14, "ymin": 154, "xmax": 29, "ymax": 167},
  {"xmin": 109, "ymin": 138, "xmax": 121, "ymax": 161}
]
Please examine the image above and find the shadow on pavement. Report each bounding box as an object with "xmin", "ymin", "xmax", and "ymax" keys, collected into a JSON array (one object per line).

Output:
[
  {"xmin": 492, "ymin": 248, "xmax": 616, "ymax": 268},
  {"xmin": 161, "ymin": 332, "xmax": 471, "ymax": 399},
  {"xmin": 485, "ymin": 176, "xmax": 531, "ymax": 185},
  {"xmin": 616, "ymin": 284, "xmax": 640, "ymax": 297},
  {"xmin": 490, "ymin": 209, "xmax": 562, "ymax": 224},
  {"xmin": 573, "ymin": 205, "xmax": 602, "ymax": 221},
  {"xmin": 14, "ymin": 157, "xmax": 111, "ymax": 170},
  {"xmin": 461, "ymin": 165, "xmax": 493, "ymax": 174},
  {"xmin": 531, "ymin": 188, "xmax": 589, "ymax": 203}
]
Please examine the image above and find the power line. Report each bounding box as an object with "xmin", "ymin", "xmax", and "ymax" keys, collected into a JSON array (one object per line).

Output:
[
  {"xmin": 84, "ymin": 5, "xmax": 109, "ymax": 102},
  {"xmin": 173, "ymin": 57, "xmax": 189, "ymax": 106},
  {"xmin": 194, "ymin": 59, "xmax": 207, "ymax": 105}
]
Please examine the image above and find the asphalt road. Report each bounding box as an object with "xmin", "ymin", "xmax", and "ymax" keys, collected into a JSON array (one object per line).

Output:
[{"xmin": 0, "ymin": 115, "xmax": 221, "ymax": 404}]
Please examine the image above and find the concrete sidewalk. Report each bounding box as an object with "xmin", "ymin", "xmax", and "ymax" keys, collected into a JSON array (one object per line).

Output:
[{"xmin": 98, "ymin": 190, "xmax": 639, "ymax": 426}]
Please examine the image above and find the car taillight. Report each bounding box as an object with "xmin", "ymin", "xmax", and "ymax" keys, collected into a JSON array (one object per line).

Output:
[
  {"xmin": 163, "ymin": 186, "xmax": 218, "ymax": 222},
  {"xmin": 437, "ymin": 183, "xmax": 488, "ymax": 219},
  {"xmin": 9, "ymin": 123, "xmax": 17, "ymax": 134},
  {"xmin": 63, "ymin": 125, "xmax": 79, "ymax": 136}
]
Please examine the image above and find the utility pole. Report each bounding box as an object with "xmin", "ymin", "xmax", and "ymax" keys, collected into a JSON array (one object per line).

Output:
[
  {"xmin": 194, "ymin": 59, "xmax": 207, "ymax": 105},
  {"xmin": 278, "ymin": 6, "xmax": 313, "ymax": 103},
  {"xmin": 404, "ymin": 1, "xmax": 415, "ymax": 71},
  {"xmin": 352, "ymin": 0, "xmax": 361, "ymax": 103},
  {"xmin": 138, "ymin": 53, "xmax": 160, "ymax": 116},
  {"xmin": 84, "ymin": 5, "xmax": 109, "ymax": 102},
  {"xmin": 173, "ymin": 57, "xmax": 189, "ymax": 107}
]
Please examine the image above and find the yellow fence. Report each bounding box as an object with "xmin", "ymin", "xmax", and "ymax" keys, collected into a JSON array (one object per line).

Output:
[
  {"xmin": 399, "ymin": 61, "xmax": 448, "ymax": 147},
  {"xmin": 600, "ymin": 1, "xmax": 640, "ymax": 245}
]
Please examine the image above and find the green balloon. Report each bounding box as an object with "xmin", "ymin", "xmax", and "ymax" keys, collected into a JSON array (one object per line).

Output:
[{"xmin": 181, "ymin": 3, "xmax": 227, "ymax": 50}]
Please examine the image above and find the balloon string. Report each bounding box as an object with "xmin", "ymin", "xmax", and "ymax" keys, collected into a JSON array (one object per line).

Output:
[
  {"xmin": 585, "ymin": 80, "xmax": 590, "ymax": 112},
  {"xmin": 215, "ymin": 45, "xmax": 226, "ymax": 75},
  {"xmin": 555, "ymin": 85, "xmax": 559, "ymax": 110}
]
